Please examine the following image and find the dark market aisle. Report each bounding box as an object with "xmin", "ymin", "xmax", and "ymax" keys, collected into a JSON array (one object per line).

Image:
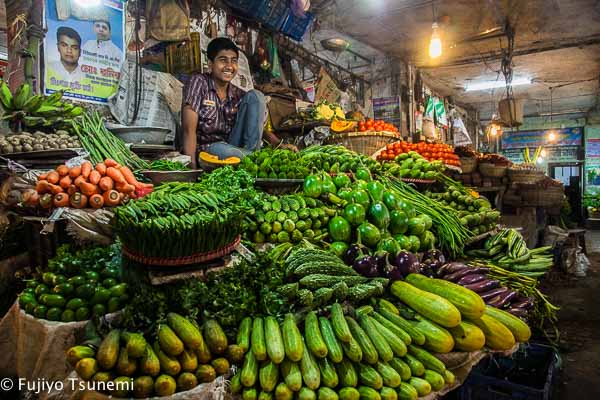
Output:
[{"xmin": 550, "ymin": 231, "xmax": 600, "ymax": 400}]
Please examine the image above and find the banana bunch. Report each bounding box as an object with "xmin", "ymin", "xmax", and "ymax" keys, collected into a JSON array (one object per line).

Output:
[{"xmin": 0, "ymin": 81, "xmax": 84, "ymax": 130}]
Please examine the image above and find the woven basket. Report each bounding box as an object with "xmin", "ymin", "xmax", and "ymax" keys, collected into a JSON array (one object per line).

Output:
[
  {"xmin": 520, "ymin": 186, "xmax": 564, "ymax": 207},
  {"xmin": 324, "ymin": 131, "xmax": 400, "ymax": 156},
  {"xmin": 508, "ymin": 168, "xmax": 544, "ymax": 184},
  {"xmin": 460, "ymin": 157, "xmax": 478, "ymax": 174},
  {"xmin": 479, "ymin": 162, "xmax": 507, "ymax": 178}
]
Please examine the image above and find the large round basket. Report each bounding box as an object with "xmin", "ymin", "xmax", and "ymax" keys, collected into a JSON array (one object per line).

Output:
[
  {"xmin": 479, "ymin": 162, "xmax": 507, "ymax": 178},
  {"xmin": 508, "ymin": 168, "xmax": 545, "ymax": 184},
  {"xmin": 520, "ymin": 186, "xmax": 564, "ymax": 207},
  {"xmin": 324, "ymin": 131, "xmax": 400, "ymax": 156},
  {"xmin": 459, "ymin": 157, "xmax": 478, "ymax": 174}
]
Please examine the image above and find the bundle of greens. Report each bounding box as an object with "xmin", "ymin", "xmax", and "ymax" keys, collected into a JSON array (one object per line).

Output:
[
  {"xmin": 114, "ymin": 168, "xmax": 257, "ymax": 258},
  {"xmin": 148, "ymin": 160, "xmax": 191, "ymax": 171},
  {"xmin": 72, "ymin": 111, "xmax": 149, "ymax": 170}
]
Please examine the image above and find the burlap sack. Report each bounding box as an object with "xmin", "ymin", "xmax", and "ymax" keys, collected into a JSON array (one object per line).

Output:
[{"xmin": 146, "ymin": 0, "xmax": 190, "ymax": 42}]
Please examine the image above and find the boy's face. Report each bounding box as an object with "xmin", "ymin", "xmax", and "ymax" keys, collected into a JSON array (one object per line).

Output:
[
  {"xmin": 209, "ymin": 49, "xmax": 238, "ymax": 84},
  {"xmin": 94, "ymin": 22, "xmax": 111, "ymax": 41},
  {"xmin": 57, "ymin": 35, "xmax": 80, "ymax": 64}
]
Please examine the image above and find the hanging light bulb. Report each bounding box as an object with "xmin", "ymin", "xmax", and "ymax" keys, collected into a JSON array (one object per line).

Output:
[
  {"xmin": 548, "ymin": 131, "xmax": 557, "ymax": 142},
  {"xmin": 429, "ymin": 23, "xmax": 442, "ymax": 59}
]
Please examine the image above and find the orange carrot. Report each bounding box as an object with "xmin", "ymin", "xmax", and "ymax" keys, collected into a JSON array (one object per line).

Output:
[
  {"xmin": 81, "ymin": 161, "xmax": 92, "ymax": 179},
  {"xmin": 103, "ymin": 190, "xmax": 121, "ymax": 206},
  {"xmin": 59, "ymin": 175, "xmax": 72, "ymax": 189},
  {"xmin": 106, "ymin": 167, "xmax": 126, "ymax": 184},
  {"xmin": 70, "ymin": 193, "xmax": 87, "ymax": 209},
  {"xmin": 142, "ymin": 182, "xmax": 154, "ymax": 189},
  {"xmin": 36, "ymin": 180, "xmax": 50, "ymax": 194},
  {"xmin": 39, "ymin": 194, "xmax": 53, "ymax": 209},
  {"xmin": 68, "ymin": 184, "xmax": 78, "ymax": 196},
  {"xmin": 104, "ymin": 159, "xmax": 120, "ymax": 168},
  {"xmin": 98, "ymin": 176, "xmax": 114, "ymax": 192},
  {"xmin": 116, "ymin": 182, "xmax": 135, "ymax": 194},
  {"xmin": 47, "ymin": 171, "xmax": 60, "ymax": 184},
  {"xmin": 38, "ymin": 173, "xmax": 48, "ymax": 181},
  {"xmin": 89, "ymin": 194, "xmax": 104, "ymax": 209},
  {"xmin": 80, "ymin": 182, "xmax": 98, "ymax": 197},
  {"xmin": 74, "ymin": 176, "xmax": 86, "ymax": 188},
  {"xmin": 68, "ymin": 166, "xmax": 81, "ymax": 179},
  {"xmin": 53, "ymin": 193, "xmax": 70, "ymax": 208},
  {"xmin": 95, "ymin": 162, "xmax": 107, "ymax": 176},
  {"xmin": 89, "ymin": 170, "xmax": 101, "ymax": 185},
  {"xmin": 56, "ymin": 165, "xmax": 69, "ymax": 176},
  {"xmin": 119, "ymin": 166, "xmax": 143, "ymax": 189},
  {"xmin": 48, "ymin": 183, "xmax": 64, "ymax": 195}
]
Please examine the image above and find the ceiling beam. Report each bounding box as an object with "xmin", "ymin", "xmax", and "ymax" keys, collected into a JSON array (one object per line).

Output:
[{"xmin": 417, "ymin": 34, "xmax": 600, "ymax": 68}]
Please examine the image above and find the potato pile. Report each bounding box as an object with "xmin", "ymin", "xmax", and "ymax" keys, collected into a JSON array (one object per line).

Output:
[{"xmin": 0, "ymin": 131, "xmax": 81, "ymax": 154}]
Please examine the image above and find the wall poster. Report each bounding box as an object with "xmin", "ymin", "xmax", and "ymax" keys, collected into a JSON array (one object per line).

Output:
[{"xmin": 44, "ymin": 0, "xmax": 125, "ymax": 103}]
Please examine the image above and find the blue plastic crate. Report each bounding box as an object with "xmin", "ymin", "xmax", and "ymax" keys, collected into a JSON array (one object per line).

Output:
[
  {"xmin": 226, "ymin": 0, "xmax": 258, "ymax": 15},
  {"xmin": 281, "ymin": 11, "xmax": 314, "ymax": 41},
  {"xmin": 254, "ymin": 0, "xmax": 289, "ymax": 30},
  {"xmin": 457, "ymin": 343, "xmax": 558, "ymax": 400}
]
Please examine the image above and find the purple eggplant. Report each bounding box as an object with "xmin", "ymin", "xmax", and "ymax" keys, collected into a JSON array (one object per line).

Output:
[
  {"xmin": 374, "ymin": 251, "xmax": 389, "ymax": 276},
  {"xmin": 479, "ymin": 287, "xmax": 510, "ymax": 301},
  {"xmin": 486, "ymin": 290, "xmax": 518, "ymax": 308},
  {"xmin": 457, "ymin": 274, "xmax": 487, "ymax": 286},
  {"xmin": 446, "ymin": 267, "xmax": 490, "ymax": 282},
  {"xmin": 510, "ymin": 298, "xmax": 534, "ymax": 310},
  {"xmin": 464, "ymin": 279, "xmax": 500, "ymax": 293},
  {"xmin": 506, "ymin": 308, "xmax": 528, "ymax": 318},
  {"xmin": 438, "ymin": 262, "xmax": 468, "ymax": 276},
  {"xmin": 344, "ymin": 244, "xmax": 367, "ymax": 265},
  {"xmin": 394, "ymin": 251, "xmax": 420, "ymax": 278},
  {"xmin": 354, "ymin": 256, "xmax": 375, "ymax": 276},
  {"xmin": 422, "ymin": 249, "xmax": 446, "ymax": 270}
]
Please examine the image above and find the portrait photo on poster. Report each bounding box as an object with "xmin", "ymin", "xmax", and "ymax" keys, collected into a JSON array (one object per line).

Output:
[{"xmin": 44, "ymin": 0, "xmax": 125, "ymax": 104}]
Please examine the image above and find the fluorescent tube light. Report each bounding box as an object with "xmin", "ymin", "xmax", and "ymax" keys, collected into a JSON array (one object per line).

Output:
[{"xmin": 465, "ymin": 77, "xmax": 532, "ymax": 92}]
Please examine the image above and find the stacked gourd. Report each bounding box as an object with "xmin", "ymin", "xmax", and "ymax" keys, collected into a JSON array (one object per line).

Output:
[
  {"xmin": 231, "ymin": 305, "xmax": 457, "ymax": 400},
  {"xmin": 66, "ymin": 314, "xmax": 234, "ymax": 398}
]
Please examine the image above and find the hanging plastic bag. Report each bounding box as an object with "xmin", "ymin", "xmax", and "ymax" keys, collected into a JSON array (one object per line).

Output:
[
  {"xmin": 434, "ymin": 97, "xmax": 448, "ymax": 127},
  {"xmin": 146, "ymin": 0, "xmax": 190, "ymax": 42},
  {"xmin": 267, "ymin": 35, "xmax": 282, "ymax": 79}
]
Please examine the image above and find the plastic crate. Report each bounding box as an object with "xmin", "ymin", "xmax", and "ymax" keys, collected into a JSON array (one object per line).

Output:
[
  {"xmin": 281, "ymin": 11, "xmax": 314, "ymax": 41},
  {"xmin": 457, "ymin": 343, "xmax": 558, "ymax": 400},
  {"xmin": 255, "ymin": 0, "xmax": 289, "ymax": 30}
]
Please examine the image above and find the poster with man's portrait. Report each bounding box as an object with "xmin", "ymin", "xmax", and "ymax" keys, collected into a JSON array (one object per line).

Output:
[{"xmin": 44, "ymin": 0, "xmax": 125, "ymax": 103}]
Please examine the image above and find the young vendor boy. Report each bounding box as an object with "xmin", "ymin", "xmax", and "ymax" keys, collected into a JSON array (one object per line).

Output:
[{"xmin": 182, "ymin": 37, "xmax": 291, "ymax": 167}]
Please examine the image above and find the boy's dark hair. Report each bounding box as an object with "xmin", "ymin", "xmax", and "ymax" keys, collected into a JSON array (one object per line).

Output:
[
  {"xmin": 56, "ymin": 26, "xmax": 81, "ymax": 46},
  {"xmin": 207, "ymin": 37, "xmax": 239, "ymax": 61}
]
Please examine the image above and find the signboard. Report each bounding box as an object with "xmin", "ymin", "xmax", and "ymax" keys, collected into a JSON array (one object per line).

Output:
[
  {"xmin": 373, "ymin": 96, "xmax": 401, "ymax": 129},
  {"xmin": 314, "ymin": 67, "xmax": 342, "ymax": 104},
  {"xmin": 44, "ymin": 0, "xmax": 125, "ymax": 103},
  {"xmin": 503, "ymin": 146, "xmax": 580, "ymax": 164},
  {"xmin": 502, "ymin": 127, "xmax": 583, "ymax": 149},
  {"xmin": 585, "ymin": 127, "xmax": 600, "ymax": 188}
]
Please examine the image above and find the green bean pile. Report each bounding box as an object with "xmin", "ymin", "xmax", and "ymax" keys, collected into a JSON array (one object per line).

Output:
[
  {"xmin": 72, "ymin": 111, "xmax": 149, "ymax": 170},
  {"xmin": 149, "ymin": 160, "xmax": 191, "ymax": 171},
  {"xmin": 385, "ymin": 177, "xmax": 471, "ymax": 257}
]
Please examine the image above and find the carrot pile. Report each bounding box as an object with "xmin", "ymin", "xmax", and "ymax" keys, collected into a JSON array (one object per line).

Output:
[{"xmin": 33, "ymin": 159, "xmax": 153, "ymax": 210}]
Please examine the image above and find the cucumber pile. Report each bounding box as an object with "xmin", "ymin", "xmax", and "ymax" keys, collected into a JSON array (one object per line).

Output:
[
  {"xmin": 426, "ymin": 187, "xmax": 501, "ymax": 236},
  {"xmin": 67, "ymin": 313, "xmax": 232, "ymax": 397},
  {"xmin": 231, "ymin": 305, "xmax": 455, "ymax": 400},
  {"xmin": 18, "ymin": 245, "xmax": 126, "ymax": 322}
]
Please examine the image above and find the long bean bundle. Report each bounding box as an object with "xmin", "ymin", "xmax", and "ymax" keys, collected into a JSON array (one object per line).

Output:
[
  {"xmin": 385, "ymin": 177, "xmax": 471, "ymax": 257},
  {"xmin": 72, "ymin": 111, "xmax": 149, "ymax": 170}
]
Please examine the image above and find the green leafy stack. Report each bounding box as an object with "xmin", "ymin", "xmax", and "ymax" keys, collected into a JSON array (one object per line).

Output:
[{"xmin": 18, "ymin": 244, "xmax": 125, "ymax": 322}]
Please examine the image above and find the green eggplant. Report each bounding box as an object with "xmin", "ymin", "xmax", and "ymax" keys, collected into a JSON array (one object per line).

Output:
[
  {"xmin": 366, "ymin": 181, "xmax": 385, "ymax": 202},
  {"xmin": 408, "ymin": 235, "xmax": 421, "ymax": 253},
  {"xmin": 382, "ymin": 191, "xmax": 401, "ymax": 210},
  {"xmin": 394, "ymin": 234, "xmax": 411, "ymax": 251},
  {"xmin": 337, "ymin": 188, "xmax": 354, "ymax": 202},
  {"xmin": 421, "ymin": 214, "xmax": 433, "ymax": 231},
  {"xmin": 328, "ymin": 216, "xmax": 352, "ymax": 243},
  {"xmin": 420, "ymin": 231, "xmax": 436, "ymax": 251},
  {"xmin": 357, "ymin": 222, "xmax": 381, "ymax": 248},
  {"xmin": 389, "ymin": 210, "xmax": 409, "ymax": 234},
  {"xmin": 352, "ymin": 180, "xmax": 369, "ymax": 192},
  {"xmin": 398, "ymin": 200, "xmax": 417, "ymax": 218},
  {"xmin": 351, "ymin": 190, "xmax": 371, "ymax": 209},
  {"xmin": 330, "ymin": 242, "xmax": 349, "ymax": 258},
  {"xmin": 343, "ymin": 203, "xmax": 366, "ymax": 227},
  {"xmin": 333, "ymin": 174, "xmax": 352, "ymax": 189},
  {"xmin": 368, "ymin": 202, "xmax": 391, "ymax": 229},
  {"xmin": 407, "ymin": 217, "xmax": 426, "ymax": 236},
  {"xmin": 377, "ymin": 238, "xmax": 401, "ymax": 257},
  {"xmin": 321, "ymin": 174, "xmax": 337, "ymax": 195},
  {"xmin": 304, "ymin": 175, "xmax": 322, "ymax": 198}
]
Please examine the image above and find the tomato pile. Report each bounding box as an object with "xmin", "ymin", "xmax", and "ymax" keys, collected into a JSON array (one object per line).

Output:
[
  {"xmin": 377, "ymin": 141, "xmax": 461, "ymax": 166},
  {"xmin": 358, "ymin": 119, "xmax": 399, "ymax": 133}
]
